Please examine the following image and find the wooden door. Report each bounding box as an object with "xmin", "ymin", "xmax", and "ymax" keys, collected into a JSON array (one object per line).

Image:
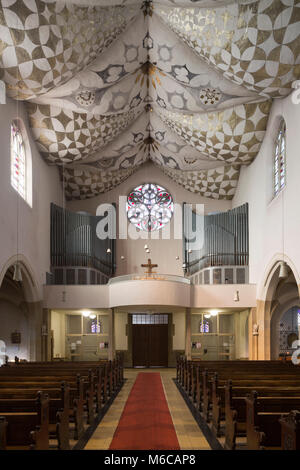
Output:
[
  {"xmin": 132, "ymin": 325, "xmax": 149, "ymax": 367},
  {"xmin": 132, "ymin": 323, "xmax": 168, "ymax": 367}
]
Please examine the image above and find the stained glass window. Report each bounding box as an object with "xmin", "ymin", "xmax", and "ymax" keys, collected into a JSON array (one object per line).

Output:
[
  {"xmin": 200, "ymin": 321, "xmax": 210, "ymax": 333},
  {"xmin": 11, "ymin": 122, "xmax": 26, "ymax": 200},
  {"xmin": 127, "ymin": 183, "xmax": 173, "ymax": 232},
  {"xmin": 274, "ymin": 120, "xmax": 286, "ymax": 196},
  {"xmin": 91, "ymin": 319, "xmax": 101, "ymax": 333}
]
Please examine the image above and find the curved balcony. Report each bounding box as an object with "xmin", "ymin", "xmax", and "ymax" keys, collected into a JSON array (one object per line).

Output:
[{"xmin": 108, "ymin": 274, "xmax": 190, "ymax": 285}]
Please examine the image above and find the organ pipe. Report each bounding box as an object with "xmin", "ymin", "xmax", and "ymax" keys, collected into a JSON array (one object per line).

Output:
[
  {"xmin": 184, "ymin": 203, "xmax": 249, "ymax": 274},
  {"xmin": 50, "ymin": 203, "xmax": 115, "ymax": 276}
]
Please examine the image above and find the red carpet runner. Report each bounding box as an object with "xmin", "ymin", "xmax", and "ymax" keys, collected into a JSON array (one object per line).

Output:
[{"xmin": 109, "ymin": 372, "xmax": 180, "ymax": 450}]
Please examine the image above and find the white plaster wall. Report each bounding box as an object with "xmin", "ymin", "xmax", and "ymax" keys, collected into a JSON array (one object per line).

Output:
[
  {"xmin": 67, "ymin": 162, "xmax": 232, "ymax": 276},
  {"xmin": 0, "ymin": 97, "xmax": 64, "ymax": 298},
  {"xmin": 234, "ymin": 309, "xmax": 249, "ymax": 359},
  {"xmin": 232, "ymin": 94, "xmax": 300, "ymax": 295},
  {"xmin": 0, "ymin": 299, "xmax": 29, "ymax": 361},
  {"xmin": 51, "ymin": 310, "xmax": 66, "ymax": 358},
  {"xmin": 172, "ymin": 311, "xmax": 185, "ymax": 350},
  {"xmin": 115, "ymin": 312, "xmax": 128, "ymax": 350}
]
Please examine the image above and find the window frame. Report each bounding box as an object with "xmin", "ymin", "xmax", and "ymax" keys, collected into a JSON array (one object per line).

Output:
[
  {"xmin": 10, "ymin": 119, "xmax": 32, "ymax": 207},
  {"xmin": 274, "ymin": 119, "xmax": 286, "ymax": 197}
]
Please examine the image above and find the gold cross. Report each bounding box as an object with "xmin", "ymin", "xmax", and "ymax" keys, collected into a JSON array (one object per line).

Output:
[{"xmin": 141, "ymin": 258, "xmax": 158, "ymax": 274}]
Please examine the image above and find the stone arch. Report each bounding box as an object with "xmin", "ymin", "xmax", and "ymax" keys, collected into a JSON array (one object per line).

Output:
[
  {"xmin": 0, "ymin": 255, "xmax": 42, "ymax": 361},
  {"xmin": 255, "ymin": 255, "xmax": 300, "ymax": 359}
]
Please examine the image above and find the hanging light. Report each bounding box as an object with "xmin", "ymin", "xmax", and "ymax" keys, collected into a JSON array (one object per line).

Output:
[
  {"xmin": 278, "ymin": 261, "xmax": 289, "ymax": 279},
  {"xmin": 175, "ymin": 256, "xmax": 179, "ymax": 260},
  {"xmin": 13, "ymin": 263, "xmax": 22, "ymax": 282},
  {"xmin": 146, "ymin": 248, "xmax": 150, "ymax": 253},
  {"xmin": 210, "ymin": 309, "xmax": 219, "ymax": 316},
  {"xmin": 120, "ymin": 255, "xmax": 125, "ymax": 260},
  {"xmin": 188, "ymin": 249, "xmax": 192, "ymax": 254},
  {"xmin": 106, "ymin": 248, "xmax": 111, "ymax": 254},
  {"xmin": 234, "ymin": 290, "xmax": 240, "ymax": 302},
  {"xmin": 89, "ymin": 314, "xmax": 96, "ymax": 320},
  {"xmin": 81, "ymin": 310, "xmax": 91, "ymax": 317},
  {"xmin": 204, "ymin": 313, "xmax": 211, "ymax": 319},
  {"xmin": 144, "ymin": 244, "xmax": 148, "ymax": 250}
]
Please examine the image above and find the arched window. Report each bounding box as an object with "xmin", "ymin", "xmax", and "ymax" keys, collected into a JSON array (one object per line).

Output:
[
  {"xmin": 11, "ymin": 121, "xmax": 26, "ymax": 200},
  {"xmin": 274, "ymin": 119, "xmax": 286, "ymax": 196},
  {"xmin": 127, "ymin": 183, "xmax": 174, "ymax": 232},
  {"xmin": 10, "ymin": 120, "xmax": 32, "ymax": 206}
]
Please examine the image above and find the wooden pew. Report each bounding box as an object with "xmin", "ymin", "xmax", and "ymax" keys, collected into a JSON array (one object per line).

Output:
[
  {"xmin": 203, "ymin": 367, "xmax": 300, "ymax": 423},
  {"xmin": 224, "ymin": 382, "xmax": 300, "ymax": 449},
  {"xmin": 0, "ymin": 357, "xmax": 124, "ymax": 448},
  {"xmin": 0, "ymin": 416, "xmax": 6, "ymax": 449},
  {"xmin": 0, "ymin": 382, "xmax": 70, "ymax": 449},
  {"xmin": 0, "ymin": 391, "xmax": 49, "ymax": 450},
  {"xmin": 246, "ymin": 391, "xmax": 300, "ymax": 450},
  {"xmin": 0, "ymin": 373, "xmax": 85, "ymax": 440},
  {"xmin": 2, "ymin": 360, "xmax": 114, "ymax": 415},
  {"xmin": 211, "ymin": 373, "xmax": 300, "ymax": 437},
  {"xmin": 280, "ymin": 410, "xmax": 300, "ymax": 450}
]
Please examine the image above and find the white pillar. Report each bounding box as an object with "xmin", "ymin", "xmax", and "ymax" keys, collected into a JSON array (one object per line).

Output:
[
  {"xmin": 108, "ymin": 308, "xmax": 115, "ymax": 361},
  {"xmin": 185, "ymin": 308, "xmax": 191, "ymax": 359}
]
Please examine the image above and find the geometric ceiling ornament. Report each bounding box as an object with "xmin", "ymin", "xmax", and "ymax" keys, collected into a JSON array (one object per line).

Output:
[
  {"xmin": 155, "ymin": 0, "xmax": 300, "ymax": 97},
  {"xmin": 0, "ymin": 0, "xmax": 139, "ymax": 100},
  {"xmin": 156, "ymin": 99, "xmax": 272, "ymax": 165},
  {"xmin": 1, "ymin": 0, "xmax": 299, "ymax": 200},
  {"xmin": 161, "ymin": 164, "xmax": 240, "ymax": 200},
  {"xmin": 26, "ymin": 102, "xmax": 142, "ymax": 163},
  {"xmin": 62, "ymin": 164, "xmax": 139, "ymax": 201}
]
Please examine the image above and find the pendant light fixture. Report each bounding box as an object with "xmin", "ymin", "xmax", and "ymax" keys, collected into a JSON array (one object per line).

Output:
[
  {"xmin": 13, "ymin": 263, "xmax": 22, "ymax": 282},
  {"xmin": 14, "ymin": 130, "xmax": 22, "ymax": 283}
]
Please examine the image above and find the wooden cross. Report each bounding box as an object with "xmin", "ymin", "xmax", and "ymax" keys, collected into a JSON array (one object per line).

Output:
[{"xmin": 141, "ymin": 258, "xmax": 158, "ymax": 274}]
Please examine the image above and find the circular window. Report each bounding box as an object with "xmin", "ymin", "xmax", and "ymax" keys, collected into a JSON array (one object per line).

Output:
[{"xmin": 127, "ymin": 183, "xmax": 174, "ymax": 232}]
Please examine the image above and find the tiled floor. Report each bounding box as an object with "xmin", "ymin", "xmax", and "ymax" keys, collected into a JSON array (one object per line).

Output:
[{"xmin": 84, "ymin": 368, "xmax": 210, "ymax": 450}]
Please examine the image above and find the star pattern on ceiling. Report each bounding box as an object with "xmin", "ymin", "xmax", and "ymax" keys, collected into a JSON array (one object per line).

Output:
[{"xmin": 0, "ymin": 0, "xmax": 299, "ymax": 200}]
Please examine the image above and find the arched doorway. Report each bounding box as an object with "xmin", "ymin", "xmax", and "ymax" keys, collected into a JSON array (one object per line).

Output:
[
  {"xmin": 0, "ymin": 259, "xmax": 41, "ymax": 362},
  {"xmin": 258, "ymin": 258, "xmax": 300, "ymax": 360},
  {"xmin": 272, "ymin": 306, "xmax": 300, "ymax": 360}
]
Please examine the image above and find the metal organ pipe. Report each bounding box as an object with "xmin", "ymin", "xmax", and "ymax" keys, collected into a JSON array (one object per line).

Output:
[{"xmin": 185, "ymin": 203, "xmax": 248, "ymax": 274}]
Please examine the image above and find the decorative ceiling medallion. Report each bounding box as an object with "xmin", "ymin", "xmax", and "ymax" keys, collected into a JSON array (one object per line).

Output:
[
  {"xmin": 127, "ymin": 183, "xmax": 174, "ymax": 232},
  {"xmin": 76, "ymin": 91, "xmax": 96, "ymax": 107},
  {"xmin": 199, "ymin": 88, "xmax": 222, "ymax": 106},
  {"xmin": 184, "ymin": 156, "xmax": 197, "ymax": 165}
]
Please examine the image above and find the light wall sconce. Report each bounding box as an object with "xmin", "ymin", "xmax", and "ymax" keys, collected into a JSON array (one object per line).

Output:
[
  {"xmin": 176, "ymin": 256, "xmax": 179, "ymax": 260},
  {"xmin": 106, "ymin": 248, "xmax": 111, "ymax": 254},
  {"xmin": 13, "ymin": 263, "xmax": 22, "ymax": 282},
  {"xmin": 144, "ymin": 244, "xmax": 148, "ymax": 250},
  {"xmin": 145, "ymin": 248, "xmax": 150, "ymax": 253},
  {"xmin": 81, "ymin": 310, "xmax": 91, "ymax": 317},
  {"xmin": 188, "ymin": 249, "xmax": 192, "ymax": 254},
  {"xmin": 278, "ymin": 261, "xmax": 289, "ymax": 279},
  {"xmin": 210, "ymin": 309, "xmax": 219, "ymax": 316},
  {"xmin": 234, "ymin": 290, "xmax": 239, "ymax": 302},
  {"xmin": 89, "ymin": 314, "xmax": 96, "ymax": 320},
  {"xmin": 120, "ymin": 255, "xmax": 125, "ymax": 260}
]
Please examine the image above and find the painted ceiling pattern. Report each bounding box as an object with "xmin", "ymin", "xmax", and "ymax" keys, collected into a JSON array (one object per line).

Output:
[{"xmin": 0, "ymin": 0, "xmax": 299, "ymax": 200}]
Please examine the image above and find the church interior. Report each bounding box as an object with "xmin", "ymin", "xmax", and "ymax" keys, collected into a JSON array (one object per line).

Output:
[{"xmin": 0, "ymin": 0, "xmax": 300, "ymax": 452}]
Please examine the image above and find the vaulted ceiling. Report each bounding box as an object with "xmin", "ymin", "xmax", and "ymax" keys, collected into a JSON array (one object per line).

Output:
[{"xmin": 1, "ymin": 0, "xmax": 299, "ymax": 200}]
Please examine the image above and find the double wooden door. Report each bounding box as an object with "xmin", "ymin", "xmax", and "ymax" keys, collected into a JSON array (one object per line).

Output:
[{"xmin": 132, "ymin": 324, "xmax": 168, "ymax": 367}]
